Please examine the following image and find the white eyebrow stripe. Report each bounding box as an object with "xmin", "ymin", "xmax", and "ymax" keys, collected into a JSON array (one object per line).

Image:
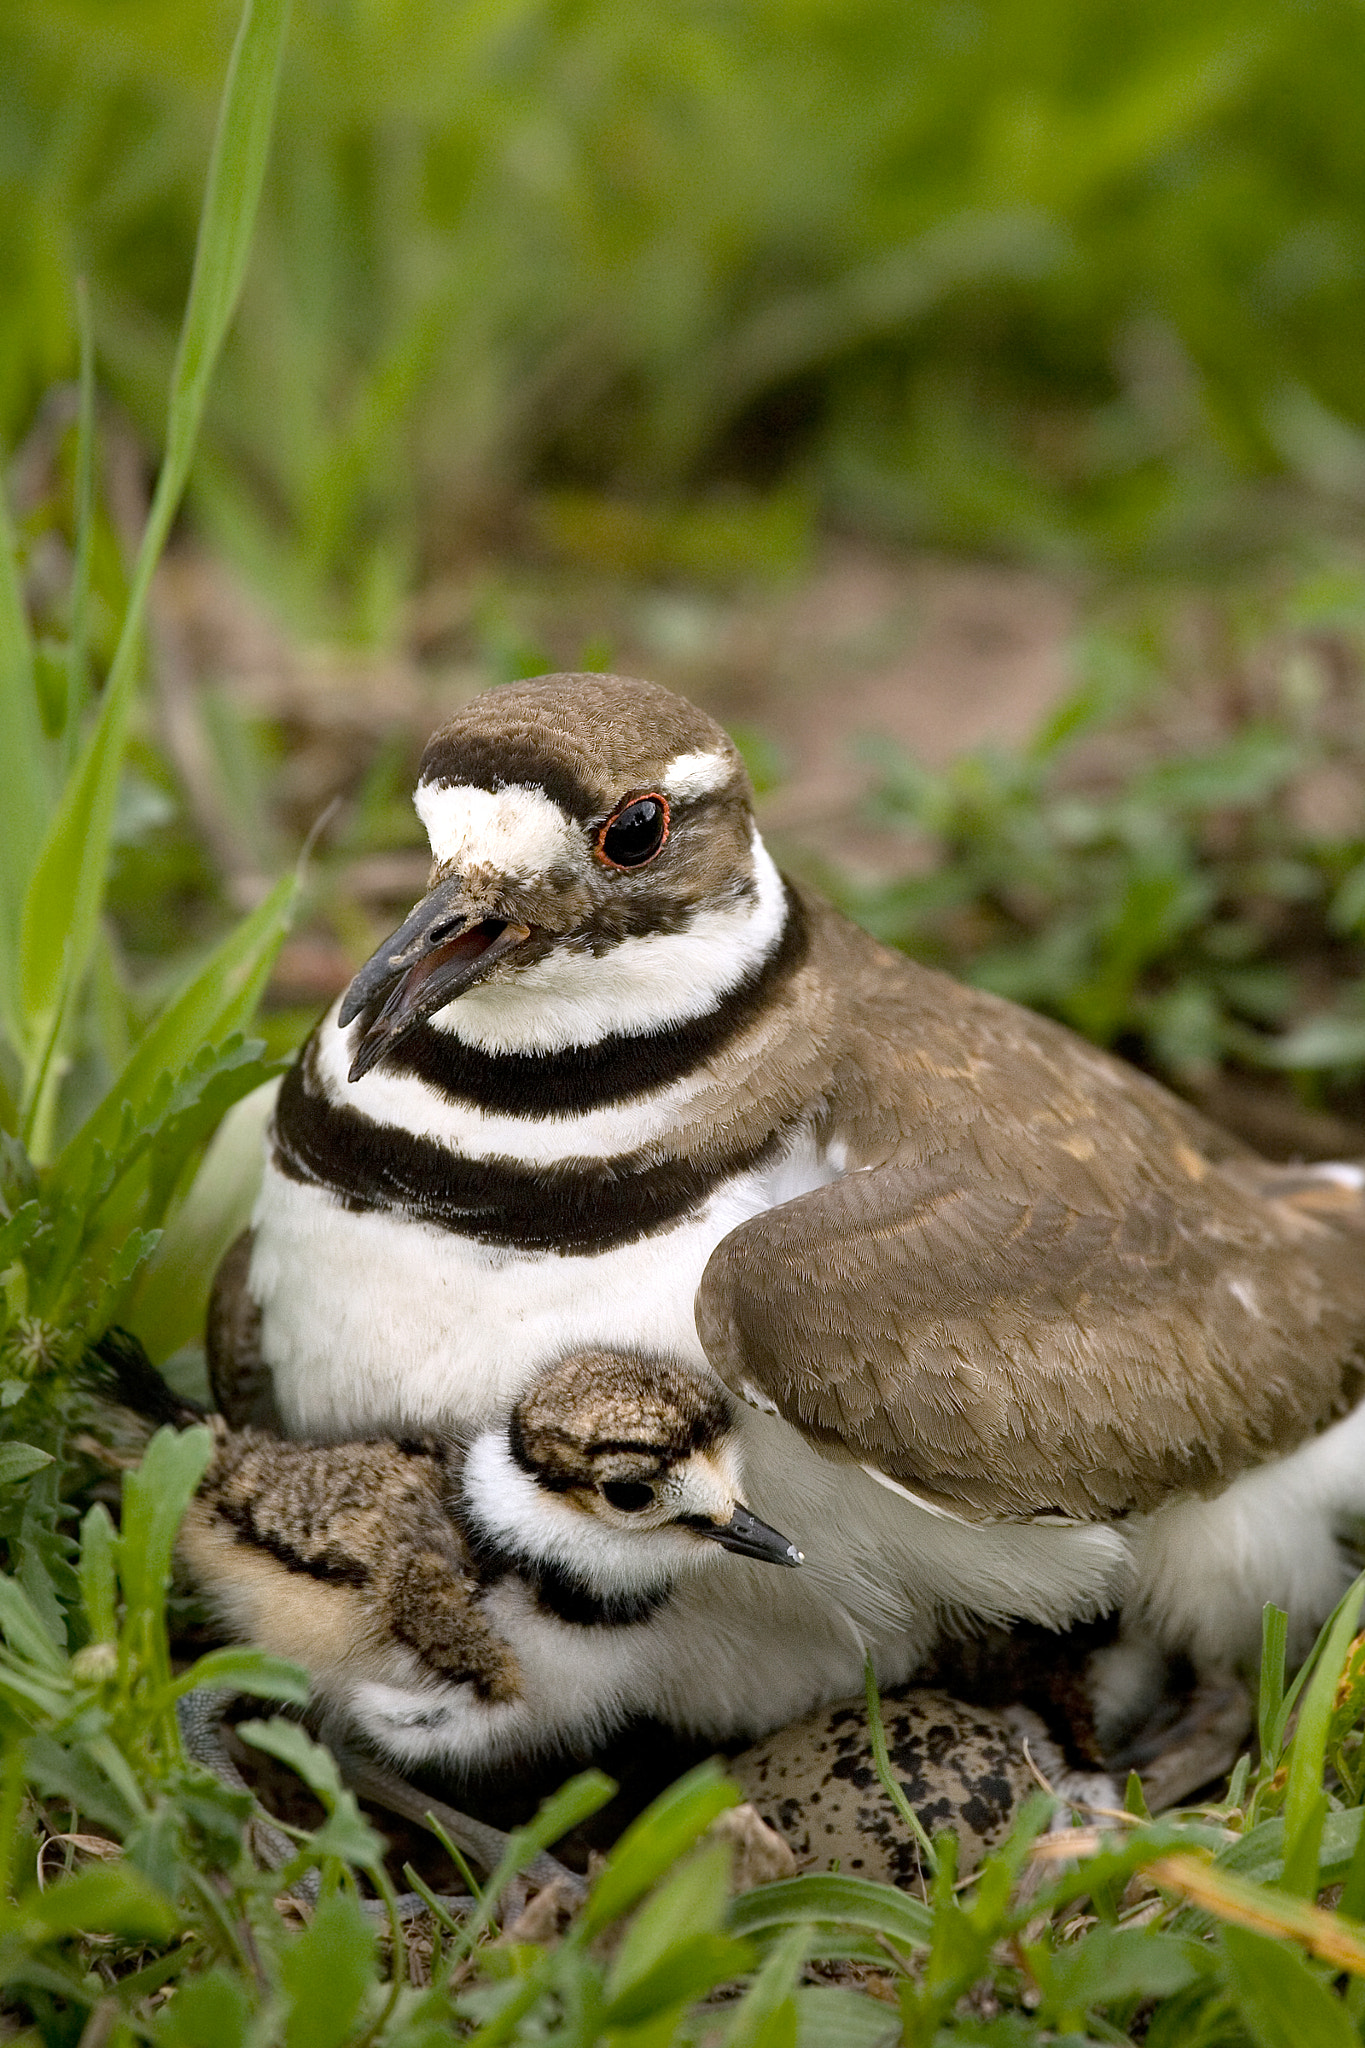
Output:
[
  {"xmin": 414, "ymin": 781, "xmax": 582, "ymax": 877},
  {"xmin": 662, "ymin": 749, "xmax": 734, "ymax": 801}
]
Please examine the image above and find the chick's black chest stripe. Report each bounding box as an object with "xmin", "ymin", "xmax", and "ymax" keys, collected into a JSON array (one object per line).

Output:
[
  {"xmin": 272, "ymin": 1048, "xmax": 787, "ymax": 1253},
  {"xmin": 461, "ymin": 1520, "xmax": 667, "ymax": 1628}
]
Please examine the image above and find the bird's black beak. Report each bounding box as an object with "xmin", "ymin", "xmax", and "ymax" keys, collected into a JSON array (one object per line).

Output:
[
  {"xmin": 339, "ymin": 876, "xmax": 533, "ymax": 1083},
  {"xmin": 697, "ymin": 1503, "xmax": 803, "ymax": 1567}
]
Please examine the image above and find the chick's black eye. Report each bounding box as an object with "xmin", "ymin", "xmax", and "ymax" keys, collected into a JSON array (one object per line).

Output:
[
  {"xmin": 602, "ymin": 1480, "xmax": 655, "ymax": 1513},
  {"xmin": 597, "ymin": 794, "xmax": 669, "ymax": 870}
]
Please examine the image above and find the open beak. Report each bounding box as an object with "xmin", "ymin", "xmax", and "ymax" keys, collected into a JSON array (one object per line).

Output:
[
  {"xmin": 338, "ymin": 876, "xmax": 533, "ymax": 1082},
  {"xmin": 697, "ymin": 1503, "xmax": 803, "ymax": 1567}
]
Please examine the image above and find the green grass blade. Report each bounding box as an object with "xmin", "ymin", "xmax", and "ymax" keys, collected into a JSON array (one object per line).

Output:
[
  {"xmin": 63, "ymin": 278, "xmax": 97, "ymax": 772},
  {"xmin": 864, "ymin": 1655, "xmax": 939, "ymax": 1874},
  {"xmin": 52, "ymin": 867, "xmax": 295, "ymax": 1198},
  {"xmin": 0, "ymin": 475, "xmax": 50, "ymax": 1046},
  {"xmin": 17, "ymin": 0, "xmax": 291, "ymax": 1064},
  {"xmin": 1282, "ymin": 1570, "xmax": 1365, "ymax": 1896},
  {"xmin": 1260, "ymin": 1603, "xmax": 1290, "ymax": 1761}
]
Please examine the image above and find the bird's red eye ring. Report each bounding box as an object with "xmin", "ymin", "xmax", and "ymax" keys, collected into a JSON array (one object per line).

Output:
[{"xmin": 596, "ymin": 792, "xmax": 670, "ymax": 869}]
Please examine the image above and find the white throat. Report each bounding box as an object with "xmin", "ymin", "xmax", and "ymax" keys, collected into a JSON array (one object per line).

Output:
[
  {"xmin": 424, "ymin": 823, "xmax": 789, "ymax": 1055},
  {"xmin": 462, "ymin": 1434, "xmax": 710, "ymax": 1599}
]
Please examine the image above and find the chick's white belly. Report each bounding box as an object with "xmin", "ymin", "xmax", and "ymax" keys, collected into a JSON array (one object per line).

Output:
[{"xmin": 250, "ymin": 1145, "xmax": 824, "ymax": 1441}]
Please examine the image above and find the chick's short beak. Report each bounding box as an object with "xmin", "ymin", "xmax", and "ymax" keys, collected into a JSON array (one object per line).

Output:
[
  {"xmin": 697, "ymin": 1503, "xmax": 803, "ymax": 1567},
  {"xmin": 339, "ymin": 875, "xmax": 532, "ymax": 1082}
]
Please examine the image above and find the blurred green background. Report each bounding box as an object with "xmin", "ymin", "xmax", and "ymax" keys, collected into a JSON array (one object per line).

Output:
[
  {"xmin": 9, "ymin": 0, "xmax": 1365, "ymax": 1175},
  {"xmin": 7, "ymin": 0, "xmax": 1365, "ymax": 632}
]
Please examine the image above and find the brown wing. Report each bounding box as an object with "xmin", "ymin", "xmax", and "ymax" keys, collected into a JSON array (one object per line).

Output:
[{"xmin": 696, "ymin": 1150, "xmax": 1365, "ymax": 1523}]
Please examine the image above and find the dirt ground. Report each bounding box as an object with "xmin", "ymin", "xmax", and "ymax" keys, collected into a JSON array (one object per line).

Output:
[{"xmin": 154, "ymin": 534, "xmax": 1079, "ymax": 956}]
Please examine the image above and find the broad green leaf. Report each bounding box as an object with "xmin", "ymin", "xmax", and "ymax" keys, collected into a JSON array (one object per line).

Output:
[
  {"xmin": 18, "ymin": 0, "xmax": 290, "ymax": 1065},
  {"xmin": 1037, "ymin": 1924, "xmax": 1204, "ymax": 2013},
  {"xmin": 792, "ymin": 1986, "xmax": 899, "ymax": 2048},
  {"xmin": 281, "ymin": 1890, "xmax": 376, "ymax": 2048},
  {"xmin": 19, "ymin": 1864, "xmax": 178, "ymax": 1943},
  {"xmin": 721, "ymin": 1922, "xmax": 808, "ymax": 2048},
  {"xmin": 582, "ymin": 1761, "xmax": 737, "ymax": 1936},
  {"xmin": 609, "ymin": 1842, "xmax": 732, "ymax": 1999},
  {"xmin": 152, "ymin": 1967, "xmax": 251, "ymax": 2048},
  {"xmin": 78, "ymin": 1504, "xmax": 118, "ymax": 1644},
  {"xmin": 118, "ymin": 1426, "xmax": 215, "ymax": 1623},
  {"xmin": 174, "ymin": 1646, "xmax": 309, "ymax": 1706},
  {"xmin": 0, "ymin": 1445, "xmax": 52, "ymax": 1486},
  {"xmin": 1222, "ymin": 1925, "xmax": 1357, "ymax": 2048},
  {"xmin": 126, "ymin": 1075, "xmax": 278, "ymax": 1359},
  {"xmin": 0, "ymin": 1575, "xmax": 69, "ymax": 1675},
  {"xmin": 602, "ymin": 1932, "xmax": 754, "ymax": 2029},
  {"xmin": 729, "ymin": 1873, "xmax": 934, "ymax": 1951},
  {"xmin": 21, "ymin": 1733, "xmax": 135, "ymax": 1835},
  {"xmin": 236, "ymin": 1717, "xmax": 384, "ymax": 1868}
]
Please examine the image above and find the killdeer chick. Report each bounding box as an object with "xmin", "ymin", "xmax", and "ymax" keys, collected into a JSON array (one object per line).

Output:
[
  {"xmin": 215, "ymin": 671, "xmax": 1365, "ymax": 1736},
  {"xmin": 178, "ymin": 1345, "xmax": 801, "ymax": 1774}
]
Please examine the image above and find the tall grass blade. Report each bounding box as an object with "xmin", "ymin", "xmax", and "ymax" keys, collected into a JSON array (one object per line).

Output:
[
  {"xmin": 864, "ymin": 1655, "xmax": 938, "ymax": 1874},
  {"xmin": 64, "ymin": 279, "xmax": 97, "ymax": 771},
  {"xmin": 1282, "ymin": 1571, "xmax": 1365, "ymax": 1895},
  {"xmin": 17, "ymin": 0, "xmax": 291, "ymax": 1067},
  {"xmin": 0, "ymin": 478, "xmax": 49, "ymax": 1044},
  {"xmin": 52, "ymin": 867, "xmax": 295, "ymax": 1197}
]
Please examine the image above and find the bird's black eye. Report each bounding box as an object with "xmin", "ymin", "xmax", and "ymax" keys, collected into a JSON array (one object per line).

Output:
[
  {"xmin": 597, "ymin": 794, "xmax": 669, "ymax": 870},
  {"xmin": 602, "ymin": 1480, "xmax": 655, "ymax": 1513}
]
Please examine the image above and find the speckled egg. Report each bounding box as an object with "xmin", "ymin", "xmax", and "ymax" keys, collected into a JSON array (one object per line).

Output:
[{"xmin": 729, "ymin": 1688, "xmax": 1112, "ymax": 1887}]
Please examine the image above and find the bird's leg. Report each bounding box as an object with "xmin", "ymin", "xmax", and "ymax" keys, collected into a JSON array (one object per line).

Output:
[
  {"xmin": 330, "ymin": 1746, "xmax": 587, "ymax": 1910},
  {"xmin": 176, "ymin": 1690, "xmax": 473, "ymax": 1922},
  {"xmin": 177, "ymin": 1688, "xmax": 302, "ymax": 1876}
]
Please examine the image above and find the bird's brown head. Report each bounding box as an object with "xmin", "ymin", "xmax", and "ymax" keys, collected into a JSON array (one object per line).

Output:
[
  {"xmin": 338, "ymin": 674, "xmax": 770, "ymax": 1080},
  {"xmin": 493, "ymin": 1348, "xmax": 802, "ymax": 1569}
]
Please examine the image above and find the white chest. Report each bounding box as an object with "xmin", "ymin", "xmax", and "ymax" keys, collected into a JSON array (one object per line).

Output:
[{"xmin": 250, "ymin": 1126, "xmax": 840, "ymax": 1441}]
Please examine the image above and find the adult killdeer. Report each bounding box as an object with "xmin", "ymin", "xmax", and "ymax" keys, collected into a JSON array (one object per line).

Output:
[{"xmin": 216, "ymin": 672, "xmax": 1365, "ymax": 1724}]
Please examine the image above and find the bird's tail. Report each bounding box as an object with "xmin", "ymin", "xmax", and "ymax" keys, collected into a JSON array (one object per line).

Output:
[{"xmin": 83, "ymin": 1327, "xmax": 209, "ymax": 1430}]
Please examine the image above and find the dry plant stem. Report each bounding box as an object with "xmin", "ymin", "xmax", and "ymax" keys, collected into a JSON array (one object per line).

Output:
[{"xmin": 103, "ymin": 428, "xmax": 271, "ymax": 909}]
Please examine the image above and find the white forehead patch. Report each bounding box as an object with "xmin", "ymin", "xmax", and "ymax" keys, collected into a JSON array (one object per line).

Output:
[
  {"xmin": 662, "ymin": 749, "xmax": 734, "ymax": 801},
  {"xmin": 414, "ymin": 781, "xmax": 581, "ymax": 877}
]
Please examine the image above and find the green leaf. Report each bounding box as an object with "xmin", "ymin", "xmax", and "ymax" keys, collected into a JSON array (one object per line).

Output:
[
  {"xmin": 0, "ymin": 1575, "xmax": 69, "ymax": 1675},
  {"xmin": 19, "ymin": 1864, "xmax": 178, "ymax": 1943},
  {"xmin": 1221, "ymin": 1925, "xmax": 1357, "ymax": 2048},
  {"xmin": 118, "ymin": 1426, "xmax": 215, "ymax": 1624},
  {"xmin": 174, "ymin": 1646, "xmax": 309, "ymax": 1706},
  {"xmin": 152, "ymin": 1967, "xmax": 251, "ymax": 2048},
  {"xmin": 791, "ymin": 1986, "xmax": 899, "ymax": 2048},
  {"xmin": 602, "ymin": 1932, "xmax": 754, "ymax": 2028},
  {"xmin": 54, "ymin": 872, "xmax": 295, "ymax": 1199},
  {"xmin": 22, "ymin": 1733, "xmax": 135, "ymax": 1836},
  {"xmin": 721, "ymin": 1922, "xmax": 809, "ymax": 2048},
  {"xmin": 17, "ymin": 0, "xmax": 290, "ymax": 1079},
  {"xmin": 0, "ymin": 1445, "xmax": 52, "ymax": 1486},
  {"xmin": 78, "ymin": 1504, "xmax": 118, "ymax": 1645},
  {"xmin": 1037, "ymin": 1924, "xmax": 1204, "ymax": 2014},
  {"xmin": 728, "ymin": 1874, "xmax": 934, "ymax": 1952},
  {"xmin": 235, "ymin": 1718, "xmax": 384, "ymax": 1868},
  {"xmin": 609, "ymin": 1842, "xmax": 732, "ymax": 2000},
  {"xmin": 281, "ymin": 1890, "xmax": 376, "ymax": 2048},
  {"xmin": 1283, "ymin": 1570, "xmax": 1365, "ymax": 1893},
  {"xmin": 581, "ymin": 1760, "xmax": 738, "ymax": 1937}
]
